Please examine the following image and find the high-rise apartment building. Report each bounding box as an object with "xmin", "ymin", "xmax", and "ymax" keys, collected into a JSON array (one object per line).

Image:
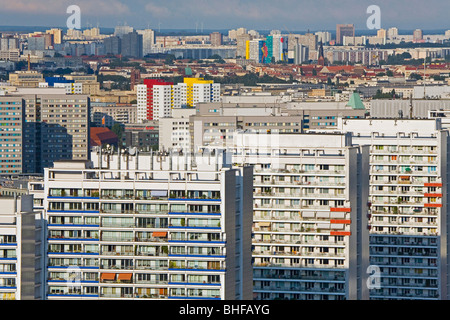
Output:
[
  {"xmin": 209, "ymin": 32, "xmax": 223, "ymax": 46},
  {"xmin": 205, "ymin": 132, "xmax": 370, "ymax": 300},
  {"xmin": 136, "ymin": 78, "xmax": 220, "ymax": 123},
  {"xmin": 136, "ymin": 79, "xmax": 174, "ymax": 123},
  {"xmin": 315, "ymin": 31, "xmax": 332, "ymax": 44},
  {"xmin": 0, "ymin": 97, "xmax": 25, "ymax": 174},
  {"xmin": 246, "ymin": 39, "xmax": 269, "ymax": 63},
  {"xmin": 236, "ymin": 33, "xmax": 251, "ymax": 58},
  {"xmin": 267, "ymin": 35, "xmax": 288, "ymax": 62},
  {"xmin": 332, "ymin": 118, "xmax": 450, "ymax": 300},
  {"xmin": 104, "ymin": 36, "xmax": 121, "ymax": 55},
  {"xmin": 413, "ymin": 29, "xmax": 423, "ymax": 42},
  {"xmin": 2, "ymin": 91, "xmax": 91, "ymax": 174},
  {"xmin": 1, "ymin": 90, "xmax": 90, "ymax": 175},
  {"xmin": 27, "ymin": 35, "xmax": 46, "ymax": 51},
  {"xmin": 114, "ymin": 25, "xmax": 134, "ymax": 38},
  {"xmin": 294, "ymin": 44, "xmax": 309, "ymax": 64},
  {"xmin": 159, "ymin": 108, "xmax": 197, "ymax": 153},
  {"xmin": 0, "ymin": 195, "xmax": 43, "ymax": 300},
  {"xmin": 387, "ymin": 27, "xmax": 399, "ymax": 39},
  {"xmin": 445, "ymin": 30, "xmax": 450, "ymax": 40},
  {"xmin": 377, "ymin": 29, "xmax": 387, "ymax": 43},
  {"xmin": 46, "ymin": 29, "xmax": 62, "ymax": 45},
  {"xmin": 137, "ymin": 29, "xmax": 155, "ymax": 57},
  {"xmin": 0, "ymin": 37, "xmax": 19, "ymax": 51},
  {"xmin": 183, "ymin": 78, "xmax": 220, "ymax": 107},
  {"xmin": 336, "ymin": 24, "xmax": 355, "ymax": 45},
  {"xmin": 43, "ymin": 149, "xmax": 253, "ymax": 300},
  {"xmin": 25, "ymin": 93, "xmax": 90, "ymax": 173},
  {"xmin": 121, "ymin": 31, "xmax": 143, "ymax": 58}
]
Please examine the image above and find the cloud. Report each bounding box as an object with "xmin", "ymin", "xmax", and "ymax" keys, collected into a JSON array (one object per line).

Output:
[
  {"xmin": 0, "ymin": 0, "xmax": 448, "ymax": 30},
  {"xmin": 145, "ymin": 3, "xmax": 171, "ymax": 17},
  {"xmin": 0, "ymin": 0, "xmax": 130, "ymax": 16}
]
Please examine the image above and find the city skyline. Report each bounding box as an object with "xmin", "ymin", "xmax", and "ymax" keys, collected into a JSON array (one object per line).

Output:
[{"xmin": 0, "ymin": 0, "xmax": 449, "ymax": 32}]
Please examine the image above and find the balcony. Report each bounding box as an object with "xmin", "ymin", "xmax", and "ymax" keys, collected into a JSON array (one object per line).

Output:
[
  {"xmin": 371, "ymin": 149, "xmax": 437, "ymax": 155},
  {"xmin": 47, "ymin": 236, "xmax": 99, "ymax": 241},
  {"xmin": 100, "ymin": 265, "xmax": 134, "ymax": 270},
  {"xmin": 254, "ymin": 272, "xmax": 345, "ymax": 282},
  {"xmin": 253, "ymin": 262, "xmax": 346, "ymax": 269},
  {"xmin": 101, "ymin": 251, "xmax": 135, "ymax": 256},
  {"xmin": 134, "ymin": 264, "xmax": 168, "ymax": 271},
  {"xmin": 135, "ymin": 293, "xmax": 168, "ymax": 299},
  {"xmin": 135, "ymin": 210, "xmax": 169, "ymax": 215},
  {"xmin": 100, "ymin": 293, "xmax": 134, "ymax": 298},
  {"xmin": 253, "ymin": 284, "xmax": 345, "ymax": 293},
  {"xmin": 99, "ymin": 210, "xmax": 135, "ymax": 214}
]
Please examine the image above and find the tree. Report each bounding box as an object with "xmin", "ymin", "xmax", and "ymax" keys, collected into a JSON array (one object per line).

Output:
[
  {"xmin": 164, "ymin": 54, "xmax": 176, "ymax": 65},
  {"xmin": 373, "ymin": 89, "xmax": 400, "ymax": 99},
  {"xmin": 111, "ymin": 123, "xmax": 124, "ymax": 141}
]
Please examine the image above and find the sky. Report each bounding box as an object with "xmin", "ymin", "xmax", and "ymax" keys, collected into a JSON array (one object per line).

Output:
[{"xmin": 0, "ymin": 0, "xmax": 449, "ymax": 32}]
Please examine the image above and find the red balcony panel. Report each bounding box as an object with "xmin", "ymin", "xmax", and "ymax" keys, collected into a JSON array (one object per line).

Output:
[
  {"xmin": 424, "ymin": 203, "xmax": 442, "ymax": 208},
  {"xmin": 330, "ymin": 219, "xmax": 351, "ymax": 224},
  {"xmin": 330, "ymin": 231, "xmax": 351, "ymax": 236},
  {"xmin": 330, "ymin": 207, "xmax": 351, "ymax": 212},
  {"xmin": 424, "ymin": 183, "xmax": 442, "ymax": 187},
  {"xmin": 424, "ymin": 193, "xmax": 442, "ymax": 197}
]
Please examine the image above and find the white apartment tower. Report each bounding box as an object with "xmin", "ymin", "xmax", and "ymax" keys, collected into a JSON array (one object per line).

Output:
[
  {"xmin": 43, "ymin": 149, "xmax": 253, "ymax": 300},
  {"xmin": 136, "ymin": 84, "xmax": 148, "ymax": 123},
  {"xmin": 210, "ymin": 132, "xmax": 371, "ymax": 300},
  {"xmin": 0, "ymin": 195, "xmax": 43, "ymax": 300},
  {"xmin": 336, "ymin": 118, "xmax": 450, "ymax": 300},
  {"xmin": 137, "ymin": 29, "xmax": 155, "ymax": 57},
  {"xmin": 136, "ymin": 80, "xmax": 219, "ymax": 123}
]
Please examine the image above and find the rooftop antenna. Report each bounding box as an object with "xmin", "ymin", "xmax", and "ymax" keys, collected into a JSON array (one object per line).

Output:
[
  {"xmin": 409, "ymin": 94, "xmax": 413, "ymax": 119},
  {"xmin": 423, "ymin": 55, "xmax": 427, "ymax": 99}
]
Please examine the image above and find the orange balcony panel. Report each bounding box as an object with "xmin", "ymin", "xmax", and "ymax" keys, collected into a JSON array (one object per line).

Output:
[
  {"xmin": 424, "ymin": 193, "xmax": 442, "ymax": 197},
  {"xmin": 330, "ymin": 219, "xmax": 351, "ymax": 224},
  {"xmin": 330, "ymin": 231, "xmax": 351, "ymax": 236},
  {"xmin": 117, "ymin": 273, "xmax": 133, "ymax": 281},
  {"xmin": 153, "ymin": 232, "xmax": 168, "ymax": 237},
  {"xmin": 424, "ymin": 203, "xmax": 442, "ymax": 208},
  {"xmin": 424, "ymin": 183, "xmax": 442, "ymax": 187},
  {"xmin": 330, "ymin": 208, "xmax": 351, "ymax": 212},
  {"xmin": 100, "ymin": 273, "xmax": 116, "ymax": 281}
]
